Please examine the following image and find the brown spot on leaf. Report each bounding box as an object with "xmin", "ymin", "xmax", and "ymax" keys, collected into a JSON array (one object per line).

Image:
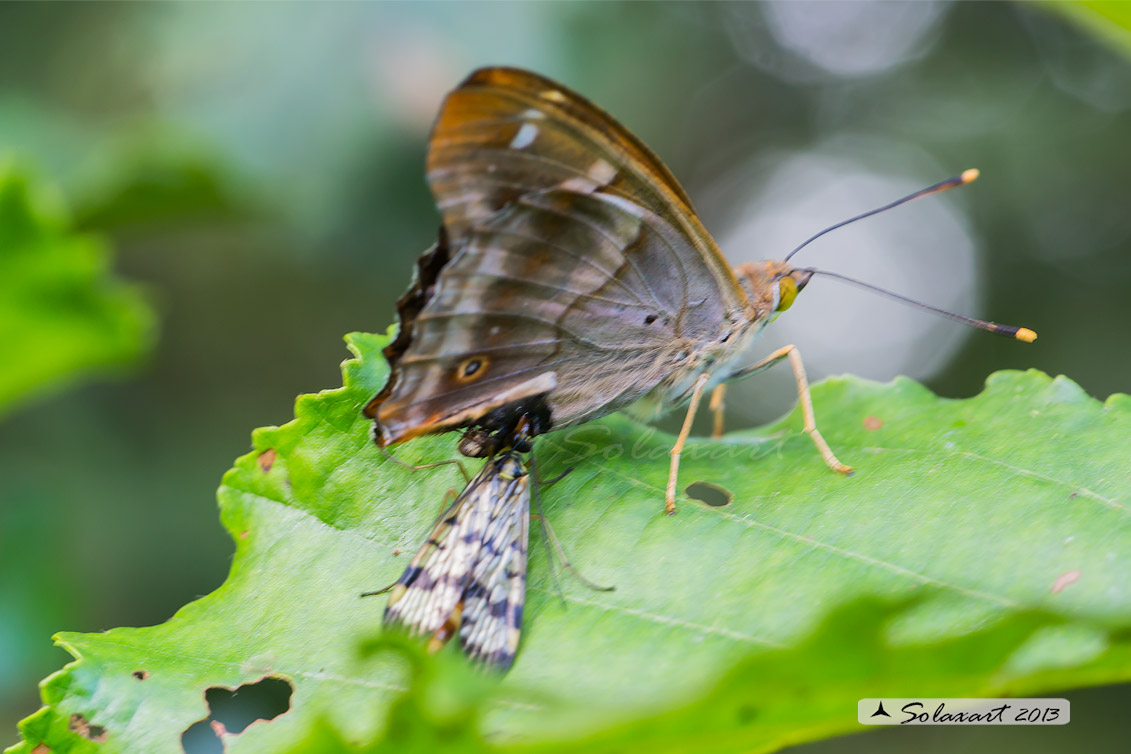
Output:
[
  {"xmin": 1069, "ymin": 492, "xmax": 1078, "ymax": 498},
  {"xmin": 69, "ymin": 714, "xmax": 107, "ymax": 742},
  {"xmin": 133, "ymin": 670, "xmax": 148, "ymax": 680},
  {"xmin": 31, "ymin": 745, "xmax": 50, "ymax": 754},
  {"xmin": 239, "ymin": 530, "xmax": 249, "ymax": 540},
  {"xmin": 258, "ymin": 449, "xmax": 277, "ymax": 472},
  {"xmin": 863, "ymin": 416, "xmax": 883, "ymax": 431},
  {"xmin": 393, "ymin": 549, "xmax": 402, "ymax": 556},
  {"xmin": 1052, "ymin": 570, "xmax": 1081, "ymax": 594}
]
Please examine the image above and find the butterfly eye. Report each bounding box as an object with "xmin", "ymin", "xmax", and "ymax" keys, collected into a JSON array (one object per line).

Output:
[
  {"xmin": 456, "ymin": 356, "xmax": 488, "ymax": 383},
  {"xmin": 777, "ymin": 277, "xmax": 799, "ymax": 312}
]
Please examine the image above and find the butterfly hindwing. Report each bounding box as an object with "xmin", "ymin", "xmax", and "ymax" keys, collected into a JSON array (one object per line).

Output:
[{"xmin": 375, "ymin": 188, "xmax": 744, "ymax": 444}]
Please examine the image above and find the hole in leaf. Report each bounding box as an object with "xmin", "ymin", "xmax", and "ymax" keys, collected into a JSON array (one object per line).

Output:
[
  {"xmin": 180, "ymin": 676, "xmax": 293, "ymax": 753},
  {"xmin": 181, "ymin": 721, "xmax": 223, "ymax": 754},
  {"xmin": 206, "ymin": 677, "xmax": 293, "ymax": 734},
  {"xmin": 133, "ymin": 670, "xmax": 148, "ymax": 681},
  {"xmin": 68, "ymin": 713, "xmax": 107, "ymax": 742},
  {"xmin": 685, "ymin": 481, "xmax": 732, "ymax": 507}
]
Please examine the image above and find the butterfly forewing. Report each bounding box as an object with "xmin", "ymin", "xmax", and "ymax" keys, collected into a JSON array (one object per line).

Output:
[
  {"xmin": 427, "ymin": 67, "xmax": 745, "ymax": 310},
  {"xmin": 383, "ymin": 451, "xmax": 530, "ymax": 670},
  {"xmin": 428, "ymin": 67, "xmax": 697, "ymax": 233}
]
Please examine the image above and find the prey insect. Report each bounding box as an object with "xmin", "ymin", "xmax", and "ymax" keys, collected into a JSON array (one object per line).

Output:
[{"xmin": 368, "ymin": 448, "xmax": 532, "ymax": 671}]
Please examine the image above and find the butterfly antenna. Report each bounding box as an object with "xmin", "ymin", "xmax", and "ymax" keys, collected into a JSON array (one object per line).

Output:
[
  {"xmin": 785, "ymin": 169, "xmax": 980, "ymax": 262},
  {"xmin": 804, "ymin": 268, "xmax": 1036, "ymax": 342}
]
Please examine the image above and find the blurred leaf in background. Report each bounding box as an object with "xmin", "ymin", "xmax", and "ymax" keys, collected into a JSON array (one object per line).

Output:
[
  {"xmin": 0, "ymin": 162, "xmax": 154, "ymax": 418},
  {"xmin": 0, "ymin": 160, "xmax": 156, "ymax": 747},
  {"xmin": 72, "ymin": 127, "xmax": 267, "ymax": 235}
]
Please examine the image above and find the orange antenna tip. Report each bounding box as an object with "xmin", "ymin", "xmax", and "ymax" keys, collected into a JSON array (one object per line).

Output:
[
  {"xmin": 1016, "ymin": 327, "xmax": 1037, "ymax": 343},
  {"xmin": 786, "ymin": 169, "xmax": 986, "ymax": 262}
]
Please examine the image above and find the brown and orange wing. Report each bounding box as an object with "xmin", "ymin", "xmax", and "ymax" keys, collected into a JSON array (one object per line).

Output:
[
  {"xmin": 370, "ymin": 67, "xmax": 750, "ymax": 447},
  {"xmin": 426, "ymin": 66, "xmax": 744, "ymax": 306}
]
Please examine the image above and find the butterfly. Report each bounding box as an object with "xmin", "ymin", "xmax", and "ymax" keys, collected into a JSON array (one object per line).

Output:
[
  {"xmin": 365, "ymin": 67, "xmax": 1034, "ymax": 513},
  {"xmin": 378, "ymin": 447, "xmax": 531, "ymax": 671}
]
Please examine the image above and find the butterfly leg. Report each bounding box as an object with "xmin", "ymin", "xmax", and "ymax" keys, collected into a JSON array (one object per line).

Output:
[
  {"xmin": 666, "ymin": 372, "xmax": 711, "ymax": 515},
  {"xmin": 709, "ymin": 384, "xmax": 727, "ymax": 439},
  {"xmin": 728, "ymin": 345, "xmax": 853, "ymax": 475}
]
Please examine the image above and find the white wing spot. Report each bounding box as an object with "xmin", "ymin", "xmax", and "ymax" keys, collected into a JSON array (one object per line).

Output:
[
  {"xmin": 587, "ymin": 159, "xmax": 617, "ymax": 184},
  {"xmin": 559, "ymin": 176, "xmax": 598, "ymax": 193},
  {"xmin": 521, "ymin": 108, "xmax": 546, "ymax": 120},
  {"xmin": 541, "ymin": 90, "xmax": 567, "ymax": 103},
  {"xmin": 437, "ymin": 191, "xmax": 486, "ymax": 210},
  {"xmin": 510, "ymin": 123, "xmax": 539, "ymax": 150}
]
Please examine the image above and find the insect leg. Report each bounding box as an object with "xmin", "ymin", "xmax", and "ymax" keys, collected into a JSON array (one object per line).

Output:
[
  {"xmin": 709, "ymin": 384, "xmax": 727, "ymax": 439},
  {"xmin": 667, "ymin": 372, "xmax": 711, "ymax": 515},
  {"xmin": 726, "ymin": 345, "xmax": 853, "ymax": 476},
  {"xmin": 378, "ymin": 445, "xmax": 471, "ymax": 483},
  {"xmin": 540, "ymin": 514, "xmax": 615, "ymax": 592},
  {"xmin": 530, "ymin": 459, "xmax": 614, "ymax": 593}
]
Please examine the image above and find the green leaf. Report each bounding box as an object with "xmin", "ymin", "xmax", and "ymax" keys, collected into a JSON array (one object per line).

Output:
[
  {"xmin": 1045, "ymin": 1, "xmax": 1131, "ymax": 55},
  {"xmin": 0, "ymin": 161, "xmax": 154, "ymax": 417},
  {"xmin": 287, "ymin": 600, "xmax": 1131, "ymax": 754},
  {"xmin": 11, "ymin": 332, "xmax": 1131, "ymax": 753}
]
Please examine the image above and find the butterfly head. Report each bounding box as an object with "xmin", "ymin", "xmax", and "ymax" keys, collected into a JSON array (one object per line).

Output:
[{"xmin": 735, "ymin": 261, "xmax": 813, "ymax": 320}]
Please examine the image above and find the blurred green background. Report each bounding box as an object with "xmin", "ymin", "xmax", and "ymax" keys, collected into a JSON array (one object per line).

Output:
[{"xmin": 2, "ymin": 1, "xmax": 1129, "ymax": 750}]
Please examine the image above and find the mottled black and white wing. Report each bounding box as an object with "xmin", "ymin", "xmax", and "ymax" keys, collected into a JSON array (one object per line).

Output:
[
  {"xmin": 459, "ymin": 474, "xmax": 529, "ymax": 670},
  {"xmin": 383, "ymin": 450, "xmax": 531, "ymax": 671}
]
